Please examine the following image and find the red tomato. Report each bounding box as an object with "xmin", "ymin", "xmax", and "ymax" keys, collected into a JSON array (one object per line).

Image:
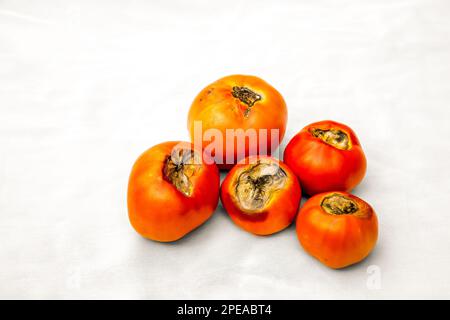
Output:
[
  {"xmin": 284, "ymin": 120, "xmax": 367, "ymax": 196},
  {"xmin": 296, "ymin": 191, "xmax": 378, "ymax": 269},
  {"xmin": 188, "ymin": 75, "xmax": 287, "ymax": 170},
  {"xmin": 127, "ymin": 141, "xmax": 220, "ymax": 242}
]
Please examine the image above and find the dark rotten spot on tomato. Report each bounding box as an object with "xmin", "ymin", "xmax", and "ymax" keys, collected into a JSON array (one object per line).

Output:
[
  {"xmin": 234, "ymin": 161, "xmax": 286, "ymax": 213},
  {"xmin": 163, "ymin": 148, "xmax": 202, "ymax": 196},
  {"xmin": 321, "ymin": 193, "xmax": 359, "ymax": 215},
  {"xmin": 310, "ymin": 128, "xmax": 351, "ymax": 150}
]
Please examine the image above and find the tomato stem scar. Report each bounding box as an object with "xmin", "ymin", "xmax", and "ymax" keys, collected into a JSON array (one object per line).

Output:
[
  {"xmin": 163, "ymin": 149, "xmax": 201, "ymax": 196},
  {"xmin": 310, "ymin": 128, "xmax": 351, "ymax": 150},
  {"xmin": 231, "ymin": 86, "xmax": 262, "ymax": 117},
  {"xmin": 321, "ymin": 194, "xmax": 359, "ymax": 215},
  {"xmin": 234, "ymin": 160, "xmax": 286, "ymax": 213}
]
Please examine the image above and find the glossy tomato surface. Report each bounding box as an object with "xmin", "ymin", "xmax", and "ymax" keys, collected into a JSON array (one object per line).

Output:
[
  {"xmin": 220, "ymin": 155, "xmax": 301, "ymax": 235},
  {"xmin": 284, "ymin": 120, "xmax": 367, "ymax": 196},
  {"xmin": 188, "ymin": 75, "xmax": 287, "ymax": 170},
  {"xmin": 296, "ymin": 191, "xmax": 378, "ymax": 269},
  {"xmin": 127, "ymin": 141, "xmax": 220, "ymax": 242}
]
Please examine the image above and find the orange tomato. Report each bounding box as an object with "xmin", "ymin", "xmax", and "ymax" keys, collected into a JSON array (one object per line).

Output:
[
  {"xmin": 296, "ymin": 191, "xmax": 378, "ymax": 269},
  {"xmin": 220, "ymin": 155, "xmax": 301, "ymax": 235},
  {"xmin": 188, "ymin": 75, "xmax": 287, "ymax": 170},
  {"xmin": 284, "ymin": 120, "xmax": 367, "ymax": 196},
  {"xmin": 127, "ymin": 141, "xmax": 220, "ymax": 242}
]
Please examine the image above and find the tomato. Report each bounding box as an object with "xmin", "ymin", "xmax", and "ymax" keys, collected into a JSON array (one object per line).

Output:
[
  {"xmin": 296, "ymin": 191, "xmax": 378, "ymax": 269},
  {"xmin": 220, "ymin": 155, "xmax": 301, "ymax": 235},
  {"xmin": 284, "ymin": 120, "xmax": 367, "ymax": 196},
  {"xmin": 127, "ymin": 141, "xmax": 220, "ymax": 242},
  {"xmin": 188, "ymin": 75, "xmax": 287, "ymax": 170}
]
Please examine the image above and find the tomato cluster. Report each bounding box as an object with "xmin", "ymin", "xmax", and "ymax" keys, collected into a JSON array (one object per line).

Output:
[{"xmin": 128, "ymin": 74, "xmax": 378, "ymax": 269}]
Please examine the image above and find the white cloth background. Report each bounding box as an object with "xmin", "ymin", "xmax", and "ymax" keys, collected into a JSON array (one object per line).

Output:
[{"xmin": 1, "ymin": 0, "xmax": 449, "ymax": 299}]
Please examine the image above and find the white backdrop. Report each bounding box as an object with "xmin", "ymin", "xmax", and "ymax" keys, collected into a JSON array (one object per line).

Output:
[{"xmin": 1, "ymin": 0, "xmax": 450, "ymax": 299}]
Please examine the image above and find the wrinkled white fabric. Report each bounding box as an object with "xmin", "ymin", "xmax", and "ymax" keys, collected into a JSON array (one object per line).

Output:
[{"xmin": 1, "ymin": 0, "xmax": 449, "ymax": 299}]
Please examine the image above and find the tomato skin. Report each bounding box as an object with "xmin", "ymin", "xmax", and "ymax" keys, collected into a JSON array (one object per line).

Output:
[
  {"xmin": 127, "ymin": 141, "xmax": 220, "ymax": 242},
  {"xmin": 188, "ymin": 75, "xmax": 287, "ymax": 170},
  {"xmin": 296, "ymin": 192, "xmax": 378, "ymax": 269},
  {"xmin": 284, "ymin": 120, "xmax": 367, "ymax": 196},
  {"xmin": 220, "ymin": 156, "xmax": 301, "ymax": 235}
]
